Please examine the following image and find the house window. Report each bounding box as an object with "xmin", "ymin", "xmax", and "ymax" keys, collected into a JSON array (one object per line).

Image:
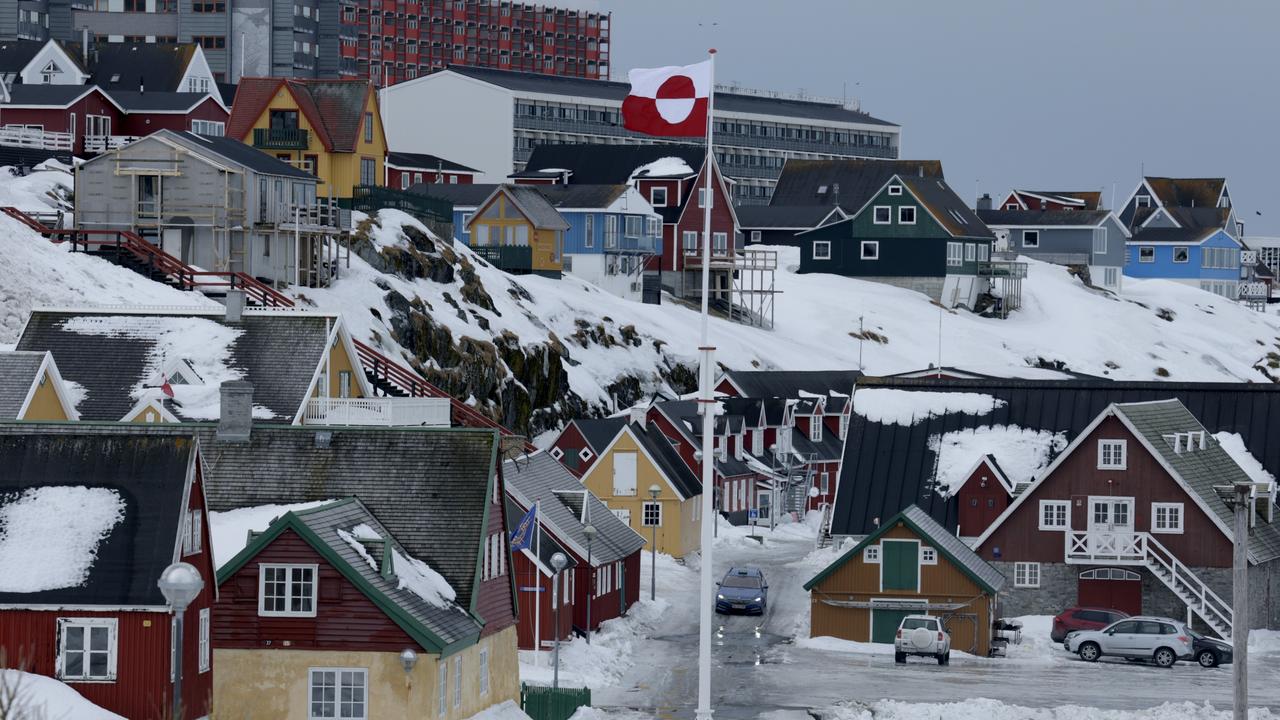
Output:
[
  {"xmin": 873, "ymin": 206, "xmax": 891, "ymax": 224},
  {"xmin": 813, "ymin": 241, "xmax": 832, "ymax": 260},
  {"xmin": 920, "ymin": 547, "xmax": 937, "ymax": 565},
  {"xmin": 898, "ymin": 206, "xmax": 916, "ymax": 224},
  {"xmin": 642, "ymin": 501, "xmax": 662, "ymax": 527},
  {"xmin": 360, "ymin": 157, "xmax": 377, "ymax": 186},
  {"xmin": 400, "ymin": 174, "xmax": 410, "ymax": 190},
  {"xmin": 698, "ymin": 188, "xmax": 709, "ymax": 208},
  {"xmin": 1014, "ymin": 562, "xmax": 1040, "ymax": 588},
  {"xmin": 579, "ymin": 448, "xmax": 593, "ymax": 463},
  {"xmin": 479, "ymin": 647, "xmax": 490, "ymax": 696},
  {"xmin": 1005, "ymin": 203, "xmax": 1020, "ymax": 210},
  {"xmin": 712, "ymin": 232, "xmax": 727, "ymax": 255},
  {"xmin": 1098, "ymin": 439, "xmax": 1127, "ymax": 470},
  {"xmin": 1172, "ymin": 246, "xmax": 1190, "ymax": 263},
  {"xmin": 650, "ymin": 186, "xmax": 667, "ymax": 207},
  {"xmin": 1093, "ymin": 227, "xmax": 1108, "ymax": 255},
  {"xmin": 338, "ymin": 371, "xmax": 352, "ymax": 399},
  {"xmin": 56, "ymin": 618, "xmax": 117, "ymax": 681},
  {"xmin": 946, "ymin": 242, "xmax": 963, "ymax": 267},
  {"xmin": 750, "ymin": 230, "xmax": 762, "ymax": 243},
  {"xmin": 860, "ymin": 241, "xmax": 879, "ymax": 260},
  {"xmin": 863, "ymin": 545, "xmax": 880, "ymax": 563},
  {"xmin": 191, "ymin": 119, "xmax": 224, "ymax": 136},
  {"xmin": 839, "ymin": 413, "xmax": 849, "ymax": 440},
  {"xmin": 452, "ymin": 656, "xmax": 461, "ymax": 708},
  {"xmin": 1152, "ymin": 503, "xmax": 1184, "ymax": 534},
  {"xmin": 1039, "ymin": 500, "xmax": 1070, "ymax": 530},
  {"xmin": 310, "ymin": 668, "xmax": 367, "ymax": 720},
  {"xmin": 808, "ymin": 418, "xmax": 822, "ymax": 442},
  {"xmin": 978, "ymin": 243, "xmax": 990, "ymax": 262},
  {"xmin": 259, "ymin": 564, "xmax": 318, "ymax": 617},
  {"xmin": 582, "ymin": 215, "xmax": 594, "ymax": 248},
  {"xmin": 1104, "ymin": 267, "xmax": 1119, "ymax": 287},
  {"xmin": 625, "ymin": 216, "xmax": 642, "ymax": 237},
  {"xmin": 888, "ymin": 184, "xmax": 902, "ymax": 196},
  {"xmin": 1136, "ymin": 194, "xmax": 1152, "ymax": 208},
  {"xmin": 363, "ymin": 114, "xmax": 373, "ymax": 146},
  {"xmin": 605, "ymin": 216, "xmax": 618, "ymax": 247},
  {"xmin": 965, "ymin": 243, "xmax": 976, "ymax": 262},
  {"xmin": 683, "ymin": 230, "xmax": 698, "ymax": 254},
  {"xmin": 1022, "ymin": 230, "xmax": 1040, "ymax": 248},
  {"xmin": 437, "ymin": 663, "xmax": 447, "ymax": 716},
  {"xmin": 198, "ymin": 608, "xmax": 211, "ymax": 673},
  {"xmin": 183, "ymin": 509, "xmax": 203, "ymax": 555},
  {"xmin": 1139, "ymin": 246, "xmax": 1155, "ymax": 263},
  {"xmin": 612, "ymin": 451, "xmax": 637, "ymax": 495}
]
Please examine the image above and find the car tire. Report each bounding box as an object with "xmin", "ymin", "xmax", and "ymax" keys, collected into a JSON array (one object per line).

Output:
[
  {"xmin": 1077, "ymin": 642, "xmax": 1101, "ymax": 662},
  {"xmin": 894, "ymin": 651, "xmax": 906, "ymax": 664},
  {"xmin": 1154, "ymin": 647, "xmax": 1177, "ymax": 668},
  {"xmin": 940, "ymin": 651, "xmax": 950, "ymax": 666},
  {"xmin": 1197, "ymin": 650, "xmax": 1218, "ymax": 668}
]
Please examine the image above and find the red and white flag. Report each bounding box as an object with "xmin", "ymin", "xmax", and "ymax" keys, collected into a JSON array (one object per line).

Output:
[
  {"xmin": 622, "ymin": 60, "xmax": 712, "ymax": 138},
  {"xmin": 160, "ymin": 374, "xmax": 175, "ymax": 399}
]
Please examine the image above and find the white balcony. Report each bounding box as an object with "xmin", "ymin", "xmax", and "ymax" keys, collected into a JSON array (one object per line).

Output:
[
  {"xmin": 304, "ymin": 396, "xmax": 451, "ymax": 427},
  {"xmin": 1064, "ymin": 530, "xmax": 1147, "ymax": 564},
  {"xmin": 83, "ymin": 135, "xmax": 141, "ymax": 154}
]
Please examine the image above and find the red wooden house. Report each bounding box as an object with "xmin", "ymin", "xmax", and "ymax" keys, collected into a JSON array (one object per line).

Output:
[
  {"xmin": 972, "ymin": 399, "xmax": 1280, "ymax": 636},
  {"xmin": 0, "ymin": 426, "xmax": 214, "ymax": 720},
  {"xmin": 387, "ymin": 151, "xmax": 479, "ymax": 189},
  {"xmin": 996, "ymin": 189, "xmax": 1103, "ymax": 212},
  {"xmin": 953, "ymin": 454, "xmax": 1016, "ymax": 538},
  {"xmin": 504, "ymin": 451, "xmax": 646, "ymax": 650},
  {"xmin": 547, "ymin": 416, "xmax": 626, "ymax": 477}
]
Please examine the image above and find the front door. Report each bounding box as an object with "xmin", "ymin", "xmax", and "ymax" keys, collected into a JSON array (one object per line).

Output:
[
  {"xmin": 1078, "ymin": 568, "xmax": 1142, "ymax": 615},
  {"xmin": 1087, "ymin": 497, "xmax": 1135, "ymax": 556},
  {"xmin": 137, "ymin": 175, "xmax": 160, "ymax": 220}
]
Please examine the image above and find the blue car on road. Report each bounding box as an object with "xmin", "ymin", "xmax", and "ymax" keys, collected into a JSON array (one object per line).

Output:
[{"xmin": 715, "ymin": 567, "xmax": 768, "ymax": 615}]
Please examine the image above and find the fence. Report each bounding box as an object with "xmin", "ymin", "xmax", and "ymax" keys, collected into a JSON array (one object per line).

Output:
[
  {"xmin": 0, "ymin": 125, "xmax": 72, "ymax": 151},
  {"xmin": 520, "ymin": 683, "xmax": 591, "ymax": 720},
  {"xmin": 347, "ymin": 184, "xmax": 453, "ymax": 225}
]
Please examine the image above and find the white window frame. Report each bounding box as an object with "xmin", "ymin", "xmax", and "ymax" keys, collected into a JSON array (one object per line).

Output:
[
  {"xmin": 611, "ymin": 451, "xmax": 637, "ymax": 496},
  {"xmin": 808, "ymin": 417, "xmax": 822, "ymax": 442},
  {"xmin": 898, "ymin": 205, "xmax": 917, "ymax": 225},
  {"xmin": 813, "ymin": 241, "xmax": 832, "ymax": 260},
  {"xmin": 1136, "ymin": 194, "xmax": 1152, "ymax": 208},
  {"xmin": 1014, "ymin": 561, "xmax": 1040, "ymax": 588},
  {"xmin": 978, "ymin": 243, "xmax": 990, "ymax": 262},
  {"xmin": 860, "ymin": 241, "xmax": 879, "ymax": 260},
  {"xmin": 965, "ymin": 243, "xmax": 976, "ymax": 262},
  {"xmin": 863, "ymin": 545, "xmax": 880, "ymax": 564},
  {"xmin": 887, "ymin": 184, "xmax": 902, "ymax": 196},
  {"xmin": 1022, "ymin": 230, "xmax": 1040, "ymax": 248},
  {"xmin": 946, "ymin": 242, "xmax": 963, "ymax": 267},
  {"xmin": 642, "ymin": 501, "xmax": 662, "ymax": 527},
  {"xmin": 1093, "ymin": 227, "xmax": 1108, "ymax": 255},
  {"xmin": 682, "ymin": 230, "xmax": 698, "ymax": 255},
  {"xmin": 479, "ymin": 647, "xmax": 490, "ymax": 696},
  {"xmin": 1151, "ymin": 502, "xmax": 1184, "ymax": 534},
  {"xmin": 1038, "ymin": 500, "xmax": 1070, "ymax": 530},
  {"xmin": 56, "ymin": 617, "xmax": 118, "ymax": 682},
  {"xmin": 712, "ymin": 232, "xmax": 728, "ymax": 256},
  {"xmin": 919, "ymin": 546, "xmax": 937, "ymax": 565},
  {"xmin": 258, "ymin": 563, "xmax": 319, "ymax": 618},
  {"xmin": 198, "ymin": 608, "xmax": 211, "ymax": 673},
  {"xmin": 1098, "ymin": 439, "xmax": 1127, "ymax": 470},
  {"xmin": 750, "ymin": 230, "xmax": 761, "ymax": 242},
  {"xmin": 452, "ymin": 656, "xmax": 461, "ymax": 708},
  {"xmin": 309, "ymin": 667, "xmax": 368, "ymax": 720},
  {"xmin": 578, "ymin": 447, "xmax": 593, "ymax": 463},
  {"xmin": 1172, "ymin": 246, "xmax": 1190, "ymax": 264},
  {"xmin": 438, "ymin": 662, "xmax": 447, "ymax": 716},
  {"xmin": 549, "ymin": 446, "xmax": 564, "ymax": 460},
  {"xmin": 1139, "ymin": 246, "xmax": 1155, "ymax": 263},
  {"xmin": 698, "ymin": 188, "xmax": 709, "ymax": 208},
  {"xmin": 872, "ymin": 205, "xmax": 891, "ymax": 225},
  {"xmin": 650, "ymin": 186, "xmax": 667, "ymax": 207}
]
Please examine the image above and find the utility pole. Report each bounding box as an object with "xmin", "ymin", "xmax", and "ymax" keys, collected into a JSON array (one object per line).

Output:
[{"xmin": 1216, "ymin": 480, "xmax": 1252, "ymax": 720}]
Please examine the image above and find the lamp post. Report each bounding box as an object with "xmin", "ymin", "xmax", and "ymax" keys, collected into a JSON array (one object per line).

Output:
[
  {"xmin": 583, "ymin": 524, "xmax": 597, "ymax": 644},
  {"xmin": 1215, "ymin": 481, "xmax": 1253, "ymax": 720},
  {"xmin": 550, "ymin": 551, "xmax": 567, "ymax": 691},
  {"xmin": 648, "ymin": 484, "xmax": 661, "ymax": 601},
  {"xmin": 158, "ymin": 562, "xmax": 204, "ymax": 720}
]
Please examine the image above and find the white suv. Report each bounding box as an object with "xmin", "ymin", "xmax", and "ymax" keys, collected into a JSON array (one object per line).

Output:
[
  {"xmin": 894, "ymin": 615, "xmax": 951, "ymax": 665},
  {"xmin": 1065, "ymin": 616, "xmax": 1194, "ymax": 668}
]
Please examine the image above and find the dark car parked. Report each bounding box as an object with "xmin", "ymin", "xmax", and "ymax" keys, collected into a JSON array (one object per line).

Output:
[
  {"xmin": 1190, "ymin": 629, "xmax": 1233, "ymax": 668},
  {"xmin": 1051, "ymin": 607, "xmax": 1129, "ymax": 643},
  {"xmin": 715, "ymin": 567, "xmax": 767, "ymax": 615}
]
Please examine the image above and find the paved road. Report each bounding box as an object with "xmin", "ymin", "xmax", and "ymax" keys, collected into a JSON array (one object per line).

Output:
[{"xmin": 594, "ymin": 525, "xmax": 1280, "ymax": 719}]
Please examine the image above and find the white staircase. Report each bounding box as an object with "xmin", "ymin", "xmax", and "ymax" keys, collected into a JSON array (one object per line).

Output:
[
  {"xmin": 1065, "ymin": 531, "xmax": 1233, "ymax": 638},
  {"xmin": 816, "ymin": 503, "xmax": 834, "ymax": 549}
]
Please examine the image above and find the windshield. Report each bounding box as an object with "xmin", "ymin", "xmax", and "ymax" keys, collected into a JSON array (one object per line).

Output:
[
  {"xmin": 900, "ymin": 618, "xmax": 936, "ymax": 630},
  {"xmin": 721, "ymin": 575, "xmax": 761, "ymax": 589}
]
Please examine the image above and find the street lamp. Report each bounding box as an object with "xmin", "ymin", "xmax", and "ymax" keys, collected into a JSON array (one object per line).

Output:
[
  {"xmin": 1214, "ymin": 481, "xmax": 1254, "ymax": 720},
  {"xmin": 550, "ymin": 552, "xmax": 568, "ymax": 691},
  {"xmin": 648, "ymin": 484, "xmax": 661, "ymax": 601},
  {"xmin": 583, "ymin": 524, "xmax": 597, "ymax": 644},
  {"xmin": 158, "ymin": 562, "xmax": 204, "ymax": 720}
]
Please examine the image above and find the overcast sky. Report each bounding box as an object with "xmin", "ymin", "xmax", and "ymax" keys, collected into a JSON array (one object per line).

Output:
[{"xmin": 596, "ymin": 0, "xmax": 1280, "ymax": 235}]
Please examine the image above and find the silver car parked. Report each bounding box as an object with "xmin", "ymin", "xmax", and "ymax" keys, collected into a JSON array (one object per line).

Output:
[{"xmin": 1064, "ymin": 616, "xmax": 1194, "ymax": 668}]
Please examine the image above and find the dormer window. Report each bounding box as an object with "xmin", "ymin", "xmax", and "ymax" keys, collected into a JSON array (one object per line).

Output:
[
  {"xmin": 1136, "ymin": 195, "xmax": 1152, "ymax": 208},
  {"xmin": 40, "ymin": 61, "xmax": 60, "ymax": 84},
  {"xmin": 808, "ymin": 417, "xmax": 822, "ymax": 442},
  {"xmin": 887, "ymin": 185, "xmax": 902, "ymax": 196},
  {"xmin": 1097, "ymin": 439, "xmax": 1127, "ymax": 470}
]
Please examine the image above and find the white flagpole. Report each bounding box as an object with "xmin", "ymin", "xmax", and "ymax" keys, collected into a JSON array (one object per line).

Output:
[
  {"xmin": 533, "ymin": 499, "xmax": 541, "ymax": 668},
  {"xmin": 695, "ymin": 47, "xmax": 717, "ymax": 720}
]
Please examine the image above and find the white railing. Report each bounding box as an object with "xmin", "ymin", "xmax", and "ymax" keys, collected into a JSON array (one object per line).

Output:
[
  {"xmin": 1065, "ymin": 530, "xmax": 1147, "ymax": 563},
  {"xmin": 83, "ymin": 135, "xmax": 141, "ymax": 154},
  {"xmin": 0, "ymin": 125, "xmax": 72, "ymax": 151},
  {"xmin": 303, "ymin": 396, "xmax": 451, "ymax": 427}
]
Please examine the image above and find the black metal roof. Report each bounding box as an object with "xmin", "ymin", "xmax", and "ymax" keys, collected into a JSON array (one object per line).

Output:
[
  {"xmin": 572, "ymin": 417, "xmax": 626, "ymax": 454},
  {"xmin": 832, "ymin": 377, "xmax": 1280, "ymax": 537},
  {"xmin": 735, "ymin": 205, "xmax": 834, "ymax": 230},
  {"xmin": 0, "ymin": 40, "xmax": 47, "ymax": 72},
  {"xmin": 0, "ymin": 351, "xmax": 44, "ymax": 419},
  {"xmin": 628, "ymin": 421, "xmax": 701, "ymax": 499},
  {"xmin": 197, "ymin": 424, "xmax": 499, "ymax": 610},
  {"xmin": 439, "ymin": 65, "xmax": 897, "ymax": 127},
  {"xmin": 521, "ymin": 143, "xmax": 705, "ymax": 185},
  {"xmin": 6, "ymin": 84, "xmax": 101, "ymax": 107},
  {"xmin": 0, "ymin": 425, "xmax": 195, "ymax": 607},
  {"xmin": 174, "ymin": 132, "xmax": 317, "ymax": 180},
  {"xmin": 88, "ymin": 43, "xmax": 195, "ymax": 93},
  {"xmin": 409, "ymin": 183, "xmax": 501, "ymax": 207},
  {"xmin": 977, "ymin": 209, "xmax": 1112, "ymax": 227},
  {"xmin": 769, "ymin": 158, "xmax": 943, "ymax": 210},
  {"xmin": 719, "ymin": 369, "xmax": 862, "ymax": 399},
  {"xmin": 387, "ymin": 151, "xmax": 479, "ymax": 174}
]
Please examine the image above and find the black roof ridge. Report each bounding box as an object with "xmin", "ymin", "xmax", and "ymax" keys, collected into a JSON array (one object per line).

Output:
[{"xmin": 857, "ymin": 376, "xmax": 1280, "ymax": 392}]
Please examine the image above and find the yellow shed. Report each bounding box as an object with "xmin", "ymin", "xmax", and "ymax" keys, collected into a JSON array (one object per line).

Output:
[{"xmin": 465, "ymin": 185, "xmax": 569, "ymax": 278}]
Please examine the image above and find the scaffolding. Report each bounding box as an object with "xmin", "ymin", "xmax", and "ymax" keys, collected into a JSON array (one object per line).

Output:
[
  {"xmin": 684, "ymin": 247, "xmax": 780, "ymax": 329},
  {"xmin": 978, "ymin": 259, "xmax": 1028, "ymax": 318}
]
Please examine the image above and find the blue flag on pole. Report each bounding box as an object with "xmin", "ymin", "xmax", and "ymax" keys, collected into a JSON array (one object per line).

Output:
[{"xmin": 510, "ymin": 502, "xmax": 537, "ymax": 552}]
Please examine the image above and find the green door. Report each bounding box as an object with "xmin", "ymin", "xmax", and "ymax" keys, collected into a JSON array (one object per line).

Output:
[
  {"xmin": 871, "ymin": 607, "xmax": 915, "ymax": 643},
  {"xmin": 881, "ymin": 540, "xmax": 919, "ymax": 591}
]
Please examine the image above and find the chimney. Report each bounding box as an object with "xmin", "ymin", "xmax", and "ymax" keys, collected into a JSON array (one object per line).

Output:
[
  {"xmin": 831, "ymin": 182, "xmax": 839, "ymax": 208},
  {"xmin": 918, "ymin": 165, "xmax": 924, "ymax": 177},
  {"xmin": 81, "ymin": 27, "xmax": 89, "ymax": 67},
  {"xmin": 217, "ymin": 381, "xmax": 254, "ymax": 442},
  {"xmin": 977, "ymin": 193, "xmax": 993, "ymax": 211},
  {"xmin": 224, "ymin": 289, "xmax": 245, "ymax": 322},
  {"xmin": 628, "ymin": 405, "xmax": 646, "ymax": 426},
  {"xmin": 138, "ymin": 74, "xmax": 144, "ymax": 94}
]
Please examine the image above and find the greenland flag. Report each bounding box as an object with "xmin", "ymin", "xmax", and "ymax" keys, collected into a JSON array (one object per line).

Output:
[{"xmin": 622, "ymin": 60, "xmax": 712, "ymax": 138}]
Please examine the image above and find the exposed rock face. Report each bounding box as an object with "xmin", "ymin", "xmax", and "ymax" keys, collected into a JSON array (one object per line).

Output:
[{"xmin": 349, "ymin": 216, "xmax": 697, "ymax": 437}]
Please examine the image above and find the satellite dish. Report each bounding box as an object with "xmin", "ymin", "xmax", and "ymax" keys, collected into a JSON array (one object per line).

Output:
[{"xmin": 808, "ymin": 487, "xmax": 820, "ymax": 498}]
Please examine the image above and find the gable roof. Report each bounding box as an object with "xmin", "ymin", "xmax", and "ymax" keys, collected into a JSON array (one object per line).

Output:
[
  {"xmin": 598, "ymin": 421, "xmax": 701, "ymax": 500},
  {"xmin": 217, "ymin": 498, "xmax": 482, "ymax": 654},
  {"xmin": 1145, "ymin": 177, "xmax": 1227, "ymax": 211},
  {"xmin": 1129, "ymin": 226, "xmax": 1226, "ymax": 246},
  {"xmin": 15, "ymin": 307, "xmax": 331, "ymax": 422},
  {"xmin": 107, "ymin": 91, "xmax": 223, "ymax": 113},
  {"xmin": 832, "ymin": 377, "xmax": 1280, "ymax": 537},
  {"xmin": 198, "ymin": 424, "xmax": 499, "ymax": 611},
  {"xmin": 735, "ymin": 205, "xmax": 836, "ymax": 231},
  {"xmin": 4, "ymin": 84, "xmax": 118, "ymax": 110},
  {"xmin": 572, "ymin": 417, "xmax": 626, "ymax": 454},
  {"xmin": 229, "ymin": 77, "xmax": 377, "ymax": 153},
  {"xmin": 0, "ymin": 425, "xmax": 196, "ymax": 607},
  {"xmin": 469, "ymin": 185, "xmax": 570, "ymax": 231},
  {"xmin": 718, "ymin": 369, "xmax": 861, "ymax": 399},
  {"xmin": 503, "ymin": 452, "xmax": 646, "ymax": 565},
  {"xmin": 89, "ymin": 43, "xmax": 196, "ymax": 93},
  {"xmin": 409, "ymin": 182, "xmax": 501, "ymax": 208},
  {"xmin": 166, "ymin": 131, "xmax": 316, "ymax": 180},
  {"xmin": 387, "ymin": 152, "xmax": 479, "ymax": 174},
  {"xmin": 528, "ymin": 183, "xmax": 631, "ymax": 211},
  {"xmin": 0, "ymin": 39, "xmax": 49, "ymax": 73},
  {"xmin": 0, "ymin": 351, "xmax": 47, "ymax": 419},
  {"xmin": 1010, "ymin": 190, "xmax": 1102, "ymax": 210},
  {"xmin": 769, "ymin": 158, "xmax": 943, "ymax": 209},
  {"xmin": 521, "ymin": 143, "xmax": 705, "ymax": 186},
  {"xmin": 896, "ymin": 175, "xmax": 993, "ymax": 239},
  {"xmin": 803, "ymin": 505, "xmax": 1005, "ymax": 594},
  {"xmin": 977, "ymin": 209, "xmax": 1113, "ymax": 228}
]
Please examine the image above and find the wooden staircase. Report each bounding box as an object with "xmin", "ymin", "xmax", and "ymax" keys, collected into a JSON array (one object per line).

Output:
[{"xmin": 2, "ymin": 206, "xmax": 293, "ymax": 308}]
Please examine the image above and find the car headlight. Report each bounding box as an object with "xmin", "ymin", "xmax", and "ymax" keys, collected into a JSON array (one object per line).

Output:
[
  {"xmin": 753, "ymin": 597, "xmax": 762, "ymax": 602},
  {"xmin": 717, "ymin": 594, "xmax": 725, "ymax": 600}
]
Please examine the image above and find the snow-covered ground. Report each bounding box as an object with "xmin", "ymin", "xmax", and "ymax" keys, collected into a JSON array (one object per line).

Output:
[{"xmin": 0, "ymin": 669, "xmax": 125, "ymax": 719}]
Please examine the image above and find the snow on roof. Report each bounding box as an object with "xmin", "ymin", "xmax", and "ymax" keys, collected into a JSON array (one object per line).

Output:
[
  {"xmin": 853, "ymin": 388, "xmax": 1007, "ymax": 426},
  {"xmin": 928, "ymin": 425, "xmax": 1068, "ymax": 496},
  {"xmin": 630, "ymin": 156, "xmax": 694, "ymax": 178},
  {"xmin": 0, "ymin": 669, "xmax": 126, "ymax": 719},
  {"xmin": 391, "ymin": 546, "xmax": 457, "ymax": 608},
  {"xmin": 60, "ymin": 315, "xmax": 275, "ymax": 420},
  {"xmin": 0, "ymin": 486, "xmax": 126, "ymax": 592},
  {"xmin": 338, "ymin": 525, "xmax": 381, "ymax": 572},
  {"xmin": 208, "ymin": 500, "xmax": 338, "ymax": 569},
  {"xmin": 1214, "ymin": 431, "xmax": 1276, "ymax": 489}
]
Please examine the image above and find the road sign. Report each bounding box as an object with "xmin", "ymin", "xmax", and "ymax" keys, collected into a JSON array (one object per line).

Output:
[{"xmin": 748, "ymin": 508, "xmax": 759, "ymax": 520}]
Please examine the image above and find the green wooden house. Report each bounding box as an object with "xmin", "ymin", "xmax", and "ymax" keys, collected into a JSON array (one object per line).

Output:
[{"xmin": 797, "ymin": 174, "xmax": 996, "ymax": 309}]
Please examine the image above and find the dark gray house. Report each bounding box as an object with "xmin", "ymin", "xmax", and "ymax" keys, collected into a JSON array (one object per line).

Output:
[{"xmin": 976, "ymin": 204, "xmax": 1129, "ymax": 292}]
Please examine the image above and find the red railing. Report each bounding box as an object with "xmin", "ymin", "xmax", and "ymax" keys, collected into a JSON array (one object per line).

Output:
[{"xmin": 2, "ymin": 207, "xmax": 294, "ymax": 308}]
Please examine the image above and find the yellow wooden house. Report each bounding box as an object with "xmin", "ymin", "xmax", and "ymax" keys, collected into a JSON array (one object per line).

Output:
[
  {"xmin": 228, "ymin": 77, "xmax": 386, "ymax": 199},
  {"xmin": 0, "ymin": 351, "xmax": 79, "ymax": 421},
  {"xmin": 465, "ymin": 185, "xmax": 569, "ymax": 277},
  {"xmin": 579, "ymin": 421, "xmax": 703, "ymax": 558}
]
